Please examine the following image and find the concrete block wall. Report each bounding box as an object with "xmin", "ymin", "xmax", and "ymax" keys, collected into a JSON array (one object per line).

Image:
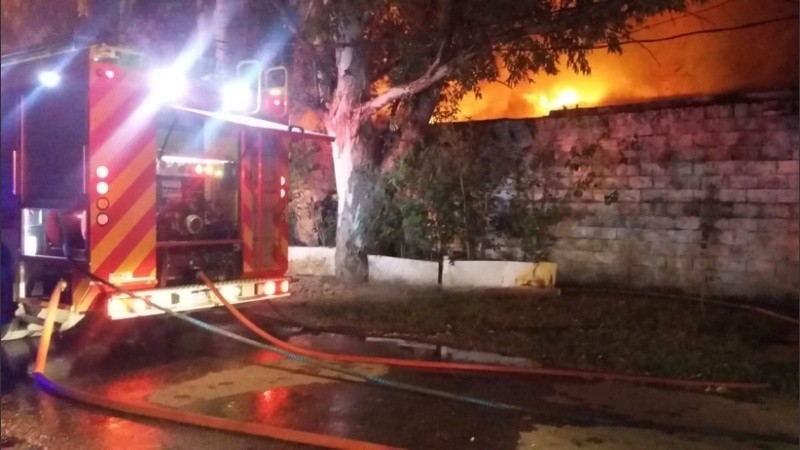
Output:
[{"xmin": 480, "ymin": 93, "xmax": 799, "ymax": 301}]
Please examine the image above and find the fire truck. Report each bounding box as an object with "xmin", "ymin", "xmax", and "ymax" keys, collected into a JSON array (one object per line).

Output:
[{"xmin": 0, "ymin": 44, "xmax": 331, "ymax": 338}]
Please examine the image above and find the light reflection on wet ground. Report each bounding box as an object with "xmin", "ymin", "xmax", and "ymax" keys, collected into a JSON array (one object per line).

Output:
[{"xmin": 1, "ymin": 306, "xmax": 798, "ymax": 450}]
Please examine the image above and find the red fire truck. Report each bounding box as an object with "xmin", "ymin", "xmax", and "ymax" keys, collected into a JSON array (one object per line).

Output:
[{"xmin": 0, "ymin": 44, "xmax": 331, "ymax": 338}]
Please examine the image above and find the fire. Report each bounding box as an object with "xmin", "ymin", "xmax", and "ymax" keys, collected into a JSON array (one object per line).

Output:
[
  {"xmin": 454, "ymin": 0, "xmax": 798, "ymax": 120},
  {"xmin": 547, "ymin": 89, "xmax": 579, "ymax": 110},
  {"xmin": 528, "ymin": 87, "xmax": 605, "ymax": 114}
]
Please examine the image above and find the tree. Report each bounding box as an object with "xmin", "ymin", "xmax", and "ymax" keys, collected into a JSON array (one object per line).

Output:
[{"xmin": 274, "ymin": 0, "xmax": 701, "ymax": 282}]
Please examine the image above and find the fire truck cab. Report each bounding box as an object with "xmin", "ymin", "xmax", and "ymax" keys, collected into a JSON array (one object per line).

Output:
[{"xmin": 0, "ymin": 44, "xmax": 331, "ymax": 337}]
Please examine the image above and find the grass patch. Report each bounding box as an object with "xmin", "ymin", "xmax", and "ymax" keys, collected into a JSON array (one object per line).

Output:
[{"xmin": 284, "ymin": 290, "xmax": 798, "ymax": 393}]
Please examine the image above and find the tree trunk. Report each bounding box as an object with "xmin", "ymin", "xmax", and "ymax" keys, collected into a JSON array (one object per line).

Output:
[
  {"xmin": 213, "ymin": 0, "xmax": 237, "ymax": 75},
  {"xmin": 327, "ymin": 9, "xmax": 372, "ymax": 282},
  {"xmin": 331, "ymin": 129, "xmax": 376, "ymax": 282}
]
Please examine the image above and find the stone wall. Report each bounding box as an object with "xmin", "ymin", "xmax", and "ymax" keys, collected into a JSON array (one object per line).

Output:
[{"xmin": 481, "ymin": 92, "xmax": 798, "ymax": 301}]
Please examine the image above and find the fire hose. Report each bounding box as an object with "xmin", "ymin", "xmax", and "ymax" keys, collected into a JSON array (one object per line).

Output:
[
  {"xmin": 30, "ymin": 269, "xmax": 782, "ymax": 449},
  {"xmin": 198, "ymin": 273, "xmax": 771, "ymax": 391},
  {"xmin": 32, "ymin": 281, "xmax": 402, "ymax": 450},
  {"xmin": 34, "ymin": 267, "xmax": 560, "ymax": 450}
]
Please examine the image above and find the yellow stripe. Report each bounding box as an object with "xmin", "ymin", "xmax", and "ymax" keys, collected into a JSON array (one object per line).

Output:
[
  {"xmin": 242, "ymin": 223, "xmax": 253, "ymax": 243},
  {"xmin": 92, "ymin": 184, "xmax": 155, "ymax": 268},
  {"xmin": 117, "ymin": 228, "xmax": 156, "ymax": 274},
  {"xmin": 92, "ymin": 102, "xmax": 156, "ymax": 167},
  {"xmin": 90, "ymin": 82, "xmax": 140, "ymax": 137},
  {"xmin": 72, "ymin": 278, "xmax": 90, "ymax": 300},
  {"xmin": 104, "ymin": 140, "xmax": 155, "ymax": 205}
]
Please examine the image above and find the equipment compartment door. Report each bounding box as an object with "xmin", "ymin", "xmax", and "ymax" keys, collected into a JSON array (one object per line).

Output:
[{"xmin": 240, "ymin": 131, "xmax": 287, "ymax": 277}]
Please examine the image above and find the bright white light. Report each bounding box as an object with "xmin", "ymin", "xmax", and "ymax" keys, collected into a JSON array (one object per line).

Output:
[
  {"xmin": 108, "ymin": 298, "xmax": 128, "ymax": 317},
  {"xmin": 24, "ymin": 235, "xmax": 38, "ymax": 256},
  {"xmin": 148, "ymin": 68, "xmax": 187, "ymax": 103},
  {"xmin": 132, "ymin": 298, "xmax": 148, "ymax": 313},
  {"xmin": 221, "ymin": 81, "xmax": 253, "ymax": 112},
  {"xmin": 220, "ymin": 285, "xmax": 240, "ymax": 300},
  {"xmin": 264, "ymin": 281, "xmax": 277, "ymax": 296},
  {"xmin": 161, "ymin": 155, "xmax": 229, "ymax": 165},
  {"xmin": 267, "ymin": 87, "xmax": 283, "ymax": 96},
  {"xmin": 38, "ymin": 71, "xmax": 61, "ymax": 88}
]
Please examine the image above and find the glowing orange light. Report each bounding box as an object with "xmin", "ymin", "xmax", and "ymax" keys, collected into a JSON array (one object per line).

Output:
[
  {"xmin": 108, "ymin": 298, "xmax": 127, "ymax": 317},
  {"xmin": 279, "ymin": 280, "xmax": 289, "ymax": 293},
  {"xmin": 256, "ymin": 387, "xmax": 291, "ymax": 421},
  {"xmin": 97, "ymin": 197, "xmax": 110, "ymax": 210},
  {"xmin": 555, "ymin": 89, "xmax": 579, "ymax": 108}
]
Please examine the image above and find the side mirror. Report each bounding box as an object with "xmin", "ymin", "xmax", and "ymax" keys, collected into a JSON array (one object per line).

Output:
[
  {"xmin": 262, "ymin": 66, "xmax": 288, "ymax": 118},
  {"xmin": 234, "ymin": 60, "xmax": 263, "ymax": 114}
]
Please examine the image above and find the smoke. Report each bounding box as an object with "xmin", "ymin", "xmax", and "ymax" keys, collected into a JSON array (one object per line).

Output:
[{"xmin": 456, "ymin": 0, "xmax": 799, "ymax": 120}]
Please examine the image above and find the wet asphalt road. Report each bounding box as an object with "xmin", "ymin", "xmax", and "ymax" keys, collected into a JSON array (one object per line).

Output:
[{"xmin": 1, "ymin": 304, "xmax": 798, "ymax": 450}]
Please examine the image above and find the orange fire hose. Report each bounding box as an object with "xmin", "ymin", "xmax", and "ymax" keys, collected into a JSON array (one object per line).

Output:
[
  {"xmin": 32, "ymin": 281, "xmax": 403, "ymax": 450},
  {"xmin": 200, "ymin": 273, "xmax": 771, "ymax": 391}
]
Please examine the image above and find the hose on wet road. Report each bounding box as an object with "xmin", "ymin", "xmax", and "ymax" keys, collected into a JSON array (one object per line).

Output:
[
  {"xmin": 82, "ymin": 269, "xmax": 530, "ymax": 412},
  {"xmin": 201, "ymin": 273, "xmax": 772, "ymax": 391},
  {"xmin": 32, "ymin": 281, "xmax": 404, "ymax": 450}
]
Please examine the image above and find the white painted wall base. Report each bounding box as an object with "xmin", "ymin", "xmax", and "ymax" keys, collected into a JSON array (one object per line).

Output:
[
  {"xmin": 442, "ymin": 257, "xmax": 556, "ymax": 288},
  {"xmin": 367, "ymin": 255, "xmax": 439, "ymax": 286},
  {"xmin": 288, "ymin": 247, "xmax": 556, "ymax": 289}
]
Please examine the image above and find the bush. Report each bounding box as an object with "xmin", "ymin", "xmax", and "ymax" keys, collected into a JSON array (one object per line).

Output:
[{"xmin": 366, "ymin": 124, "xmax": 617, "ymax": 261}]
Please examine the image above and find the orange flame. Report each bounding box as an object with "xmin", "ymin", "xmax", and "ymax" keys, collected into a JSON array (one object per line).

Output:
[{"xmin": 455, "ymin": 0, "xmax": 798, "ymax": 121}]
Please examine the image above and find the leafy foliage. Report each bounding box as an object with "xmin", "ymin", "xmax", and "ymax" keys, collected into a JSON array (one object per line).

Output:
[
  {"xmin": 365, "ymin": 124, "xmax": 617, "ymax": 261},
  {"xmin": 294, "ymin": 0, "xmax": 703, "ymax": 119}
]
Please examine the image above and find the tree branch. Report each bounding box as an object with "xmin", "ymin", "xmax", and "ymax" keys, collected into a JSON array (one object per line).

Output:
[{"xmin": 360, "ymin": 55, "xmax": 464, "ymax": 117}]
